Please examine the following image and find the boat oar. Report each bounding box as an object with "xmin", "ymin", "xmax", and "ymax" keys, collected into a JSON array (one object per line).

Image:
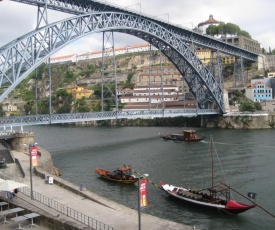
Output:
[{"xmin": 219, "ymin": 182, "xmax": 275, "ymax": 218}]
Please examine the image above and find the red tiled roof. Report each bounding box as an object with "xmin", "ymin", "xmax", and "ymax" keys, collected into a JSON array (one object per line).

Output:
[
  {"xmin": 198, "ymin": 15, "xmax": 220, "ymax": 27},
  {"xmin": 51, "ymin": 54, "xmax": 75, "ymax": 60}
]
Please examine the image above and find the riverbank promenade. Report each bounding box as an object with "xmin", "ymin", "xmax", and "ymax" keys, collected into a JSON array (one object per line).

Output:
[{"xmin": 0, "ymin": 149, "xmax": 193, "ymax": 230}]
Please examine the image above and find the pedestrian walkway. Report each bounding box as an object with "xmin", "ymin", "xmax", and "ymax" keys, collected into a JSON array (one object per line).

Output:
[{"xmin": 0, "ymin": 150, "xmax": 193, "ymax": 230}]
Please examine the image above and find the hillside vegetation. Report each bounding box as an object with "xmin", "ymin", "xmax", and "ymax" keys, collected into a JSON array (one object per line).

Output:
[{"xmin": 3, "ymin": 50, "xmax": 263, "ymax": 115}]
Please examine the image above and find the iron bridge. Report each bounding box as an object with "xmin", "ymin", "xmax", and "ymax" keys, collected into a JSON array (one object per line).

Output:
[
  {"xmin": 0, "ymin": 0, "xmax": 259, "ymax": 127},
  {"xmin": 0, "ymin": 109, "xmax": 219, "ymax": 128}
]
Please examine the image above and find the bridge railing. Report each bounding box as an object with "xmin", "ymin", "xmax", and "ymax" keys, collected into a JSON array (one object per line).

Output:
[{"xmin": 0, "ymin": 109, "xmax": 220, "ymax": 127}]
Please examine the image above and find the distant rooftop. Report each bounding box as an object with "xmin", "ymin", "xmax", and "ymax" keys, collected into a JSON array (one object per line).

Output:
[{"xmin": 198, "ymin": 14, "xmax": 220, "ymax": 27}]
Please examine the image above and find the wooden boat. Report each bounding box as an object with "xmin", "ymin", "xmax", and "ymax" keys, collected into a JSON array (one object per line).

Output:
[
  {"xmin": 160, "ymin": 136, "xmax": 256, "ymax": 214},
  {"xmin": 160, "ymin": 129, "xmax": 205, "ymax": 142},
  {"xmin": 95, "ymin": 166, "xmax": 138, "ymax": 184}
]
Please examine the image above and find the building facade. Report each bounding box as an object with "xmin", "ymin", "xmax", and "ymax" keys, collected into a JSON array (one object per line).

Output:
[
  {"xmin": 260, "ymin": 99, "xmax": 275, "ymax": 112},
  {"xmin": 266, "ymin": 55, "xmax": 275, "ymax": 70},
  {"xmin": 135, "ymin": 65, "xmax": 189, "ymax": 95},
  {"xmin": 197, "ymin": 15, "xmax": 220, "ymax": 34},
  {"xmin": 121, "ymin": 85, "xmax": 179, "ymax": 104},
  {"xmin": 220, "ymin": 36, "xmax": 261, "ymax": 54},
  {"xmin": 66, "ymin": 86, "xmax": 93, "ymax": 99},
  {"xmin": 246, "ymin": 79, "xmax": 273, "ymax": 102}
]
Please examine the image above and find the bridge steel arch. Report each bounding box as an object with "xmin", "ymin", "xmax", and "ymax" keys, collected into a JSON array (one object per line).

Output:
[
  {"xmin": 0, "ymin": 12, "xmax": 224, "ymax": 112},
  {"xmin": 11, "ymin": 0, "xmax": 259, "ymax": 62}
]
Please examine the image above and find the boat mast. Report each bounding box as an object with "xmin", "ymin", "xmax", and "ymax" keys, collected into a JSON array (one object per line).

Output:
[{"xmin": 211, "ymin": 135, "xmax": 214, "ymax": 188}]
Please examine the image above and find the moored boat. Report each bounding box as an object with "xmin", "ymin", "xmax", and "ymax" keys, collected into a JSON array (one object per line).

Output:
[
  {"xmin": 160, "ymin": 182, "xmax": 255, "ymax": 214},
  {"xmin": 160, "ymin": 129, "xmax": 205, "ymax": 142},
  {"xmin": 160, "ymin": 135, "xmax": 256, "ymax": 214},
  {"xmin": 95, "ymin": 166, "xmax": 138, "ymax": 184}
]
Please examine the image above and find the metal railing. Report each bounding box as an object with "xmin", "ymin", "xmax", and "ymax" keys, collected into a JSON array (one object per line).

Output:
[
  {"xmin": 20, "ymin": 187, "xmax": 115, "ymax": 230},
  {"xmin": 0, "ymin": 109, "xmax": 220, "ymax": 128}
]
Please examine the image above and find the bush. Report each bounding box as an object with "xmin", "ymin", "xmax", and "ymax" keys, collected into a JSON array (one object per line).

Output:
[{"xmin": 239, "ymin": 100, "xmax": 255, "ymax": 112}]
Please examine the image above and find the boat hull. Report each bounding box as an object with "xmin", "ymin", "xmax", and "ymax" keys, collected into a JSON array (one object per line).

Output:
[
  {"xmin": 160, "ymin": 130, "xmax": 205, "ymax": 142},
  {"xmin": 160, "ymin": 182, "xmax": 255, "ymax": 214},
  {"xmin": 95, "ymin": 167, "xmax": 138, "ymax": 184},
  {"xmin": 160, "ymin": 134, "xmax": 204, "ymax": 142}
]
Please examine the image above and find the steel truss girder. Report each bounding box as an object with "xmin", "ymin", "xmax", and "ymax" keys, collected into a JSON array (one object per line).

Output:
[
  {"xmin": 0, "ymin": 109, "xmax": 219, "ymax": 127},
  {"xmin": 0, "ymin": 12, "xmax": 224, "ymax": 112},
  {"xmin": 209, "ymin": 52, "xmax": 223, "ymax": 89},
  {"xmin": 233, "ymin": 57, "xmax": 245, "ymax": 87},
  {"xmin": 11, "ymin": 0, "xmax": 258, "ymax": 62}
]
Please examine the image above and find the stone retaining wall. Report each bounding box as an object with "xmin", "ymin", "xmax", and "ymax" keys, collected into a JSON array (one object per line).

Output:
[{"xmin": 205, "ymin": 114, "xmax": 275, "ymax": 129}]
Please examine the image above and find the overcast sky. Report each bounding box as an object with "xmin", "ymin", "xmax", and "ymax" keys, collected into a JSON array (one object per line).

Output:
[{"xmin": 0, "ymin": 0, "xmax": 274, "ymax": 57}]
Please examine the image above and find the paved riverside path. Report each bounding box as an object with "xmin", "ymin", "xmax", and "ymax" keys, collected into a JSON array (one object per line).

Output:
[{"xmin": 0, "ymin": 150, "xmax": 193, "ymax": 230}]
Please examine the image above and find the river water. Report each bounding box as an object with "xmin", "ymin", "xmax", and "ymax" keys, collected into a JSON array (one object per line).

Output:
[{"xmin": 25, "ymin": 125, "xmax": 274, "ymax": 230}]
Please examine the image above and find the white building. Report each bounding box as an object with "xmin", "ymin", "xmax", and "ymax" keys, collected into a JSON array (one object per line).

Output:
[
  {"xmin": 246, "ymin": 79, "xmax": 273, "ymax": 102},
  {"xmin": 2, "ymin": 104, "xmax": 18, "ymax": 112},
  {"xmin": 50, "ymin": 44, "xmax": 155, "ymax": 64},
  {"xmin": 197, "ymin": 15, "xmax": 220, "ymax": 35},
  {"xmin": 121, "ymin": 85, "xmax": 179, "ymax": 104}
]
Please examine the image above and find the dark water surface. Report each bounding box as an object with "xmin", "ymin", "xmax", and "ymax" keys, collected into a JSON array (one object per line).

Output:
[{"xmin": 26, "ymin": 125, "xmax": 275, "ymax": 230}]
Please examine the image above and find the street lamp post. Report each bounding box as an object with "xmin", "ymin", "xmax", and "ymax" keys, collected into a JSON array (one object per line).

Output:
[
  {"xmin": 25, "ymin": 142, "xmax": 38, "ymax": 200},
  {"xmin": 138, "ymin": 177, "xmax": 141, "ymax": 230},
  {"xmin": 29, "ymin": 144, "xmax": 34, "ymax": 200},
  {"xmin": 138, "ymin": 173, "xmax": 149, "ymax": 230}
]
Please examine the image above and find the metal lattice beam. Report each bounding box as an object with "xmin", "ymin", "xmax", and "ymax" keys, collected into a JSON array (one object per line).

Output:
[
  {"xmin": 0, "ymin": 12, "xmax": 226, "ymax": 111},
  {"xmin": 10, "ymin": 0, "xmax": 259, "ymax": 61},
  {"xmin": 0, "ymin": 109, "xmax": 219, "ymax": 128}
]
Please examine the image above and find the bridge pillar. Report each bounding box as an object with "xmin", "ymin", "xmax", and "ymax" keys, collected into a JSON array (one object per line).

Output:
[
  {"xmin": 223, "ymin": 89, "xmax": 230, "ymax": 113},
  {"xmin": 233, "ymin": 57, "xmax": 245, "ymax": 87}
]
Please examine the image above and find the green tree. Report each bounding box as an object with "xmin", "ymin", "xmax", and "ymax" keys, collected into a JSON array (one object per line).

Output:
[
  {"xmin": 74, "ymin": 97, "xmax": 90, "ymax": 112},
  {"xmin": 239, "ymin": 100, "xmax": 256, "ymax": 112},
  {"xmin": 239, "ymin": 30, "xmax": 252, "ymax": 39},
  {"xmin": 206, "ymin": 25, "xmax": 219, "ymax": 36},
  {"xmin": 92, "ymin": 84, "xmax": 102, "ymax": 98},
  {"xmin": 53, "ymin": 89, "xmax": 73, "ymax": 113},
  {"xmin": 123, "ymin": 72, "xmax": 135, "ymax": 89},
  {"xmin": 92, "ymin": 83, "xmax": 115, "ymax": 99},
  {"xmin": 252, "ymin": 75, "xmax": 264, "ymax": 79},
  {"xmin": 24, "ymin": 101, "xmax": 34, "ymax": 115},
  {"xmin": 225, "ymin": 23, "xmax": 240, "ymax": 35},
  {"xmin": 254, "ymin": 102, "xmax": 262, "ymax": 111},
  {"xmin": 0, "ymin": 104, "xmax": 5, "ymax": 116},
  {"xmin": 38, "ymin": 100, "xmax": 49, "ymax": 114},
  {"xmin": 91, "ymin": 101, "xmax": 101, "ymax": 112},
  {"xmin": 64, "ymin": 70, "xmax": 76, "ymax": 84},
  {"xmin": 23, "ymin": 90, "xmax": 35, "ymax": 101},
  {"xmin": 82, "ymin": 64, "xmax": 96, "ymax": 78},
  {"xmin": 206, "ymin": 22, "xmax": 251, "ymax": 38}
]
